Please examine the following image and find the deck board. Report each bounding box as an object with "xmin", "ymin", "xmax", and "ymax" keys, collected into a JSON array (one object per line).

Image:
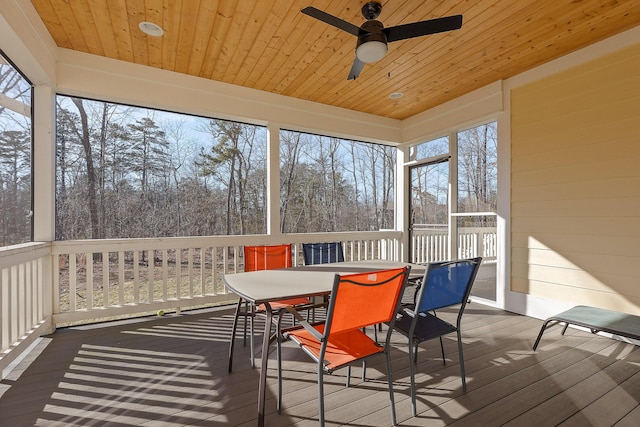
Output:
[{"xmin": 1, "ymin": 303, "xmax": 639, "ymax": 426}]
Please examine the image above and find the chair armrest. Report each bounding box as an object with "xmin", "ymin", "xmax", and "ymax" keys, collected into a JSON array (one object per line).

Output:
[
  {"xmin": 279, "ymin": 306, "xmax": 325, "ymax": 341},
  {"xmin": 399, "ymin": 306, "xmax": 418, "ymax": 318}
]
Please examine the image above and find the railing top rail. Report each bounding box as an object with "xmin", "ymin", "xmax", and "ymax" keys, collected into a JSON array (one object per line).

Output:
[
  {"xmin": 50, "ymin": 230, "xmax": 402, "ymax": 254},
  {"xmin": 0, "ymin": 242, "xmax": 50, "ymax": 269}
]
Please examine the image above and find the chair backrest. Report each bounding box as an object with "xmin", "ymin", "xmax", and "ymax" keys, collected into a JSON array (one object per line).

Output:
[
  {"xmin": 416, "ymin": 257, "xmax": 482, "ymax": 314},
  {"xmin": 302, "ymin": 242, "xmax": 345, "ymax": 265},
  {"xmin": 243, "ymin": 244, "xmax": 292, "ymax": 272},
  {"xmin": 325, "ymin": 266, "xmax": 409, "ymax": 335}
]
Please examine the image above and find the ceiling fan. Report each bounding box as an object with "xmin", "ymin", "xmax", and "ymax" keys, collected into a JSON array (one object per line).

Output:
[{"xmin": 301, "ymin": 2, "xmax": 463, "ymax": 80}]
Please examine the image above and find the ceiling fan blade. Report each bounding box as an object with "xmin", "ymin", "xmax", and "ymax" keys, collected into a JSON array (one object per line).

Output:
[
  {"xmin": 301, "ymin": 7, "xmax": 361, "ymax": 36},
  {"xmin": 384, "ymin": 15, "xmax": 463, "ymax": 43},
  {"xmin": 347, "ymin": 57, "xmax": 365, "ymax": 80}
]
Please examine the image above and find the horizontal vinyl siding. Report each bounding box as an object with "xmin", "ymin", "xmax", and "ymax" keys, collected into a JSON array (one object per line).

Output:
[{"xmin": 510, "ymin": 43, "xmax": 640, "ymax": 313}]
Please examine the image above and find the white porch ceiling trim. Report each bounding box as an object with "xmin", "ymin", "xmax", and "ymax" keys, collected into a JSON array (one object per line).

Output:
[{"xmin": 55, "ymin": 48, "xmax": 403, "ymax": 146}]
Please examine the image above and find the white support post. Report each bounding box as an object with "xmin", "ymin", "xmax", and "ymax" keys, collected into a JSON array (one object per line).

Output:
[
  {"xmin": 32, "ymin": 84, "xmax": 56, "ymax": 334},
  {"xmin": 32, "ymin": 86, "xmax": 56, "ymax": 242},
  {"xmin": 266, "ymin": 124, "xmax": 281, "ymax": 237},
  {"xmin": 449, "ymin": 130, "xmax": 458, "ymax": 261},
  {"xmin": 396, "ymin": 145, "xmax": 409, "ymax": 262}
]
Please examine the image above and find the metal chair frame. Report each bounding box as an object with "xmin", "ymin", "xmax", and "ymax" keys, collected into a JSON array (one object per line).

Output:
[
  {"xmin": 393, "ymin": 257, "xmax": 482, "ymax": 416},
  {"xmin": 228, "ymin": 244, "xmax": 313, "ymax": 372},
  {"xmin": 276, "ymin": 266, "xmax": 410, "ymax": 426}
]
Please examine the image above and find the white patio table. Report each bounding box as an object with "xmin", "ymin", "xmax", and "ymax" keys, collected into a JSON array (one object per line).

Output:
[{"xmin": 223, "ymin": 260, "xmax": 426, "ymax": 427}]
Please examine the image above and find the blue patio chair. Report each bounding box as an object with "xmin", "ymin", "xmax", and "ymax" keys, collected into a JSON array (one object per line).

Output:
[
  {"xmin": 302, "ymin": 242, "xmax": 344, "ymax": 312},
  {"xmin": 393, "ymin": 257, "xmax": 482, "ymax": 416},
  {"xmin": 302, "ymin": 242, "xmax": 345, "ymax": 265}
]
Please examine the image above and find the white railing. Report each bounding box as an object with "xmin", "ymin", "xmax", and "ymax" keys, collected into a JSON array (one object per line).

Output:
[
  {"xmin": 50, "ymin": 231, "xmax": 402, "ymax": 326},
  {"xmin": 411, "ymin": 227, "xmax": 497, "ymax": 264},
  {"xmin": 0, "ymin": 232, "xmax": 401, "ymax": 377},
  {"xmin": 0, "ymin": 242, "xmax": 52, "ymax": 377},
  {"xmin": 3, "ymin": 227, "xmax": 502, "ymax": 375},
  {"xmin": 411, "ymin": 227, "xmax": 448, "ymax": 264},
  {"xmin": 458, "ymin": 227, "xmax": 498, "ymax": 261}
]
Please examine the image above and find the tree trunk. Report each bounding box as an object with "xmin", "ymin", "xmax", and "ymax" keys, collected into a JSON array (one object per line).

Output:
[{"xmin": 72, "ymin": 98, "xmax": 100, "ymax": 240}]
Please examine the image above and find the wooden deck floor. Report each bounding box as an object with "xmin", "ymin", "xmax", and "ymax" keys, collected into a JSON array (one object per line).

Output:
[{"xmin": 1, "ymin": 303, "xmax": 639, "ymax": 426}]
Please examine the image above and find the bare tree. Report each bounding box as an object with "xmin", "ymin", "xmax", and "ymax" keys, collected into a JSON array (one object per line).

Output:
[
  {"xmin": 280, "ymin": 130, "xmax": 304, "ymax": 232},
  {"xmin": 0, "ymin": 130, "xmax": 30, "ymax": 245},
  {"xmin": 197, "ymin": 120, "xmax": 266, "ymax": 235},
  {"xmin": 458, "ymin": 123, "xmax": 497, "ymax": 213},
  {"xmin": 71, "ymin": 98, "xmax": 100, "ymax": 240}
]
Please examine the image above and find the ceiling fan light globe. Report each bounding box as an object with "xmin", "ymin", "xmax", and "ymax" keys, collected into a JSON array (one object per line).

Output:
[{"xmin": 356, "ymin": 41, "xmax": 388, "ymax": 63}]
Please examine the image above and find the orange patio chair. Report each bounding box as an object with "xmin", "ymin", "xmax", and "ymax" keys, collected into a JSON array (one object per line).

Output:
[
  {"xmin": 228, "ymin": 244, "xmax": 313, "ymax": 372},
  {"xmin": 276, "ymin": 266, "xmax": 410, "ymax": 426}
]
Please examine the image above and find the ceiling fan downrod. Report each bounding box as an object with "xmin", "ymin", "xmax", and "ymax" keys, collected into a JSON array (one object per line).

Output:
[{"xmin": 362, "ymin": 2, "xmax": 382, "ymax": 20}]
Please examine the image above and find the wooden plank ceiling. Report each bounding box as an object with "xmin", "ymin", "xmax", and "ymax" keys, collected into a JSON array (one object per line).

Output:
[{"xmin": 30, "ymin": 0, "xmax": 640, "ymax": 120}]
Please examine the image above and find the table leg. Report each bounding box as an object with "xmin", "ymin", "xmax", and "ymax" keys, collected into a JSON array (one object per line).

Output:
[
  {"xmin": 257, "ymin": 302, "xmax": 272, "ymax": 427},
  {"xmin": 228, "ymin": 298, "xmax": 243, "ymax": 373}
]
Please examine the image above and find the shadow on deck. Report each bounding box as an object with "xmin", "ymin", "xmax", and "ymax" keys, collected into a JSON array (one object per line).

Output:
[{"xmin": 1, "ymin": 303, "xmax": 639, "ymax": 426}]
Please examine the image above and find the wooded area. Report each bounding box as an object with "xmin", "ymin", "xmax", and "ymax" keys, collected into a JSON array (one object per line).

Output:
[
  {"xmin": 54, "ymin": 96, "xmax": 396, "ymax": 240},
  {"xmin": 1, "ymin": 52, "xmax": 495, "ymax": 246},
  {"xmin": 0, "ymin": 56, "xmax": 31, "ymax": 247},
  {"xmin": 410, "ymin": 122, "xmax": 497, "ymax": 228}
]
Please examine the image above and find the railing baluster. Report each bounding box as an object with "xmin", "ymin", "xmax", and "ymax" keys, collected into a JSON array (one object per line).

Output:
[
  {"xmin": 86, "ymin": 254, "xmax": 93, "ymax": 310},
  {"xmin": 118, "ymin": 251, "xmax": 124, "ymax": 307},
  {"xmin": 200, "ymin": 248, "xmax": 205, "ymax": 296},
  {"xmin": 188, "ymin": 248, "xmax": 194, "ymax": 298},
  {"xmin": 25, "ymin": 261, "xmax": 32, "ymax": 332},
  {"xmin": 176, "ymin": 248, "xmax": 182, "ymax": 300},
  {"xmin": 133, "ymin": 251, "xmax": 140, "ymax": 304},
  {"xmin": 1, "ymin": 267, "xmax": 8, "ymax": 351},
  {"xmin": 69, "ymin": 254, "xmax": 76, "ymax": 312},
  {"xmin": 148, "ymin": 250, "xmax": 154, "ymax": 303},
  {"xmin": 17, "ymin": 263, "xmax": 25, "ymax": 339},
  {"xmin": 31, "ymin": 260, "xmax": 37, "ymax": 325},
  {"xmin": 9, "ymin": 266, "xmax": 16, "ymax": 343},
  {"xmin": 102, "ymin": 252, "xmax": 109, "ymax": 309},
  {"xmin": 162, "ymin": 249, "xmax": 168, "ymax": 300},
  {"xmin": 212, "ymin": 246, "xmax": 218, "ymax": 296}
]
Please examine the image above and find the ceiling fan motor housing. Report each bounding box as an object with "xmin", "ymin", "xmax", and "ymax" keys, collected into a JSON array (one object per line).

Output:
[{"xmin": 356, "ymin": 20, "xmax": 388, "ymax": 63}]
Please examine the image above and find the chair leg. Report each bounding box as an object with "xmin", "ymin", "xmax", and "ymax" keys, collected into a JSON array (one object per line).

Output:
[
  {"xmin": 257, "ymin": 305, "xmax": 273, "ymax": 427},
  {"xmin": 243, "ymin": 300, "xmax": 249, "ymax": 346},
  {"xmin": 250, "ymin": 304, "xmax": 256, "ymax": 368},
  {"xmin": 347, "ymin": 327, "xmax": 370, "ymax": 386},
  {"xmin": 385, "ymin": 348, "xmax": 397, "ymax": 426},
  {"xmin": 346, "ymin": 366, "xmax": 351, "ymax": 387},
  {"xmin": 276, "ymin": 314, "xmax": 284, "ymax": 414},
  {"xmin": 228, "ymin": 298, "xmax": 243, "ymax": 373},
  {"xmin": 438, "ymin": 336, "xmax": 446, "ymax": 365},
  {"xmin": 408, "ymin": 338, "xmax": 417, "ymax": 417},
  {"xmin": 345, "ymin": 360, "xmax": 367, "ymax": 387},
  {"xmin": 318, "ymin": 364, "xmax": 326, "ymax": 427},
  {"xmin": 457, "ymin": 330, "xmax": 467, "ymax": 391},
  {"xmin": 533, "ymin": 320, "xmax": 552, "ymax": 351}
]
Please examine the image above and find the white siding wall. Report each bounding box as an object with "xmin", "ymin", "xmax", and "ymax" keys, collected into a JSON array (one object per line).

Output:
[{"xmin": 510, "ymin": 42, "xmax": 640, "ymax": 315}]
